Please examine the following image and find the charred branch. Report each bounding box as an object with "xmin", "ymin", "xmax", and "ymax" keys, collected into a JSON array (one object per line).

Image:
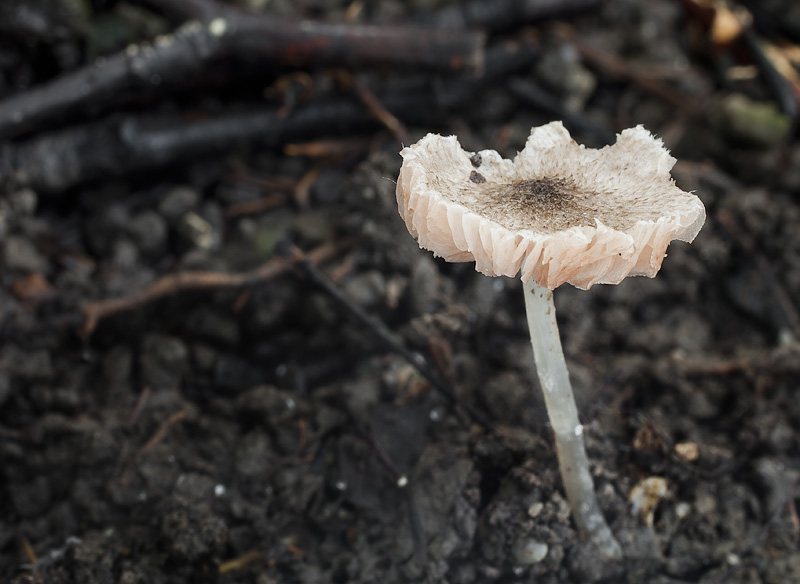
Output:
[
  {"xmin": 292, "ymin": 247, "xmax": 500, "ymax": 437},
  {"xmin": 0, "ymin": 10, "xmax": 485, "ymax": 140},
  {"xmin": 1, "ymin": 102, "xmax": 375, "ymax": 193},
  {"xmin": 2, "ymin": 42, "xmax": 538, "ymax": 193},
  {"xmin": 423, "ymin": 0, "xmax": 602, "ymax": 30}
]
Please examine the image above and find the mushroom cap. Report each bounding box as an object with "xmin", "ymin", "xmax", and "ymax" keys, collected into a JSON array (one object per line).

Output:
[{"xmin": 396, "ymin": 121, "xmax": 705, "ymax": 290}]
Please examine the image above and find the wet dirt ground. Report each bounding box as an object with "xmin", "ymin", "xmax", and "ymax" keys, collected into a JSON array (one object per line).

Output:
[{"xmin": 3, "ymin": 0, "xmax": 800, "ymax": 582}]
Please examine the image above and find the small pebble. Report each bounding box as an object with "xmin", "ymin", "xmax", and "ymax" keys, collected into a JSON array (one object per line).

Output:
[
  {"xmin": 527, "ymin": 502, "xmax": 544, "ymax": 518},
  {"xmin": 2, "ymin": 236, "xmax": 47, "ymax": 272},
  {"xmin": 429, "ymin": 406, "xmax": 446, "ymax": 422},
  {"xmin": 674, "ymin": 442, "xmax": 699, "ymax": 462},
  {"xmin": 512, "ymin": 538, "xmax": 549, "ymax": 565},
  {"xmin": 127, "ymin": 211, "xmax": 168, "ymax": 254},
  {"xmin": 177, "ymin": 212, "xmax": 215, "ymax": 250},
  {"xmin": 159, "ymin": 186, "xmax": 199, "ymax": 220},
  {"xmin": 8, "ymin": 189, "xmax": 37, "ymax": 216},
  {"xmin": 342, "ymin": 270, "xmax": 386, "ymax": 308}
]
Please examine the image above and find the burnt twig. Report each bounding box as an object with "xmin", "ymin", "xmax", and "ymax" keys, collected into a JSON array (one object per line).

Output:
[
  {"xmin": 2, "ymin": 42, "xmax": 538, "ymax": 193},
  {"xmin": 292, "ymin": 246, "xmax": 500, "ymax": 437},
  {"xmin": 405, "ymin": 487, "xmax": 429, "ymax": 575},
  {"xmin": 0, "ymin": 4, "xmax": 485, "ymax": 139},
  {"xmin": 423, "ymin": 0, "xmax": 601, "ymax": 30},
  {"xmin": 741, "ymin": 28, "xmax": 799, "ymax": 122},
  {"xmin": 129, "ymin": 0, "xmax": 224, "ymax": 23},
  {"xmin": 2, "ymin": 102, "xmax": 375, "ymax": 193}
]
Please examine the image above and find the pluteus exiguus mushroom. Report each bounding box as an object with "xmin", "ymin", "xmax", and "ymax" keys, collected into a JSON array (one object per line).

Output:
[{"xmin": 395, "ymin": 121, "xmax": 705, "ymax": 559}]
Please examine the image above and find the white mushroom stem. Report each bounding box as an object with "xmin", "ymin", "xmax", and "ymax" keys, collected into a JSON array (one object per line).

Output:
[{"xmin": 523, "ymin": 278, "xmax": 623, "ymax": 560}]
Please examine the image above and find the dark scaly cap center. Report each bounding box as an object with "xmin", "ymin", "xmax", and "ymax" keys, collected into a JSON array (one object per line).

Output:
[{"xmin": 460, "ymin": 177, "xmax": 597, "ymax": 233}]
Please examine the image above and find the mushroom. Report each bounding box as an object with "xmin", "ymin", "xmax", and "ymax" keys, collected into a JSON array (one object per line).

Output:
[{"xmin": 395, "ymin": 121, "xmax": 705, "ymax": 559}]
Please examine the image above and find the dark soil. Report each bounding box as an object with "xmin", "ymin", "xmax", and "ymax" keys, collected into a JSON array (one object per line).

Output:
[{"xmin": 3, "ymin": 1, "xmax": 800, "ymax": 583}]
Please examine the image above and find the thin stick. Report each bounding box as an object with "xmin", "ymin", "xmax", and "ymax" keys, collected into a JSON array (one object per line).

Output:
[
  {"xmin": 523, "ymin": 278, "xmax": 622, "ymax": 559},
  {"xmin": 80, "ymin": 240, "xmax": 346, "ymax": 340},
  {"xmin": 294, "ymin": 248, "xmax": 500, "ymax": 437},
  {"xmin": 137, "ymin": 410, "xmax": 187, "ymax": 458},
  {"xmin": 337, "ymin": 70, "xmax": 410, "ymax": 145}
]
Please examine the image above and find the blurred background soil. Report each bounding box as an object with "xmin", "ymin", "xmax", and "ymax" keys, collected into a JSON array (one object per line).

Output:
[{"xmin": 2, "ymin": 0, "xmax": 800, "ymax": 582}]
